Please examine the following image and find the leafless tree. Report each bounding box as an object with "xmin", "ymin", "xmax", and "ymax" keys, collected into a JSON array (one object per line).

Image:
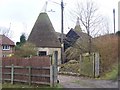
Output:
[
  {"xmin": 0, "ymin": 26, "xmax": 12, "ymax": 38},
  {"xmin": 70, "ymin": 0, "xmax": 104, "ymax": 54}
]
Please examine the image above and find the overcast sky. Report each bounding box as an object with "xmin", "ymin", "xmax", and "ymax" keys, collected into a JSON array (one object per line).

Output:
[{"xmin": 0, "ymin": 0, "xmax": 119, "ymax": 43}]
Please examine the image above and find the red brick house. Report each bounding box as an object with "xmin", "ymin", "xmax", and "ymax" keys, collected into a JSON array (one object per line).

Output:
[{"xmin": 0, "ymin": 35, "xmax": 15, "ymax": 57}]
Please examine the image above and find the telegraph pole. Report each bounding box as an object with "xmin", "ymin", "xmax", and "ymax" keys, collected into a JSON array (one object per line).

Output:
[
  {"xmin": 113, "ymin": 9, "xmax": 115, "ymax": 34},
  {"xmin": 61, "ymin": 0, "xmax": 64, "ymax": 64},
  {"xmin": 46, "ymin": 0, "xmax": 65, "ymax": 64}
]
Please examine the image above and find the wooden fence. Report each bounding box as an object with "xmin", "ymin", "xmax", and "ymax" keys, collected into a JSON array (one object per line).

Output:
[{"xmin": 1, "ymin": 55, "xmax": 58, "ymax": 87}]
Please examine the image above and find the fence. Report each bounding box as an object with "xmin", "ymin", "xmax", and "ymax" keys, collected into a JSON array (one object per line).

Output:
[
  {"xmin": 2, "ymin": 65, "xmax": 50, "ymax": 85},
  {"xmin": 1, "ymin": 55, "xmax": 58, "ymax": 87},
  {"xmin": 80, "ymin": 52, "xmax": 100, "ymax": 77}
]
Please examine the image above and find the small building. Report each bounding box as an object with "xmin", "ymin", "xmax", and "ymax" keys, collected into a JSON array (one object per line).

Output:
[
  {"xmin": 0, "ymin": 35, "xmax": 15, "ymax": 57},
  {"xmin": 28, "ymin": 12, "xmax": 61, "ymax": 65}
]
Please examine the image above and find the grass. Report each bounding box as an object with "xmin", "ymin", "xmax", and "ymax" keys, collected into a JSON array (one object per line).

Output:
[
  {"xmin": 60, "ymin": 58, "xmax": 118, "ymax": 80},
  {"xmin": 101, "ymin": 63, "xmax": 118, "ymax": 80},
  {"xmin": 3, "ymin": 83, "xmax": 38, "ymax": 88},
  {"xmin": 2, "ymin": 82, "xmax": 63, "ymax": 90},
  {"xmin": 80, "ymin": 56, "xmax": 93, "ymax": 77},
  {"xmin": 60, "ymin": 56, "xmax": 94, "ymax": 77}
]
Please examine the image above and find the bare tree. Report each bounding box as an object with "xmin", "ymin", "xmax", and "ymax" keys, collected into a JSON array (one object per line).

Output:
[
  {"xmin": 70, "ymin": 0, "xmax": 104, "ymax": 54},
  {"xmin": 65, "ymin": 0, "xmax": 111, "ymax": 62},
  {"xmin": 0, "ymin": 24, "xmax": 12, "ymax": 38}
]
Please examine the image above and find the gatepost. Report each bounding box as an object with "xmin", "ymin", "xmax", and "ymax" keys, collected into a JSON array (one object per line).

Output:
[
  {"xmin": 95, "ymin": 52, "xmax": 100, "ymax": 77},
  {"xmin": 50, "ymin": 54, "xmax": 54, "ymax": 87},
  {"xmin": 53, "ymin": 51, "xmax": 58, "ymax": 86},
  {"xmin": 93, "ymin": 52, "xmax": 100, "ymax": 78},
  {"xmin": 50, "ymin": 51, "xmax": 58, "ymax": 87}
]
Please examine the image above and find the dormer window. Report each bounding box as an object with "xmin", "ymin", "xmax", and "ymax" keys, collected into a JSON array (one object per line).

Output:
[{"xmin": 2, "ymin": 45, "xmax": 10, "ymax": 50}]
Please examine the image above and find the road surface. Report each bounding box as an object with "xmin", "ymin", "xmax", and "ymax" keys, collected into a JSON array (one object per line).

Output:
[{"xmin": 58, "ymin": 75, "xmax": 118, "ymax": 88}]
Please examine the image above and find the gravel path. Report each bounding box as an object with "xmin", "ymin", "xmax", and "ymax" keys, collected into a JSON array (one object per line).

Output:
[{"xmin": 58, "ymin": 75, "xmax": 118, "ymax": 88}]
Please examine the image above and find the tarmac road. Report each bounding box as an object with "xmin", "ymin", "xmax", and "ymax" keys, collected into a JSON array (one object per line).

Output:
[{"xmin": 58, "ymin": 75, "xmax": 118, "ymax": 88}]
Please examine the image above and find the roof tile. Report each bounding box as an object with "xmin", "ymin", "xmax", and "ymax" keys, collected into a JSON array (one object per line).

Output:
[
  {"xmin": 28, "ymin": 13, "xmax": 61, "ymax": 48},
  {"xmin": 0, "ymin": 35, "xmax": 14, "ymax": 45}
]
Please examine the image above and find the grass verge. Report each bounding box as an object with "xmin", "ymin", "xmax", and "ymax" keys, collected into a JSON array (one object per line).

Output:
[
  {"xmin": 2, "ymin": 83, "xmax": 63, "ymax": 89},
  {"xmin": 101, "ymin": 63, "xmax": 118, "ymax": 80}
]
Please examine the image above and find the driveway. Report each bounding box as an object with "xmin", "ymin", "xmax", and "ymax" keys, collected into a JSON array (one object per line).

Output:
[{"xmin": 58, "ymin": 75, "xmax": 118, "ymax": 88}]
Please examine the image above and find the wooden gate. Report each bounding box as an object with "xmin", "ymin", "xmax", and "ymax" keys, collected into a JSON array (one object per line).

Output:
[{"xmin": 80, "ymin": 52, "xmax": 100, "ymax": 77}]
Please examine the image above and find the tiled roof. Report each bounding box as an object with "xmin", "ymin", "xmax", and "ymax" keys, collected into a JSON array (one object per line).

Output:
[
  {"xmin": 0, "ymin": 35, "xmax": 14, "ymax": 45},
  {"xmin": 28, "ymin": 13, "xmax": 61, "ymax": 48}
]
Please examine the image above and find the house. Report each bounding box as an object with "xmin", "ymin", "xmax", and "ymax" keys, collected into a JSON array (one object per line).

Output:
[
  {"xmin": 0, "ymin": 35, "xmax": 15, "ymax": 57},
  {"xmin": 28, "ymin": 12, "xmax": 61, "ymax": 65}
]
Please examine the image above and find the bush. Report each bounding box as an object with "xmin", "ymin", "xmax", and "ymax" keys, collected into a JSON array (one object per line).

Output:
[
  {"xmin": 14, "ymin": 42, "xmax": 37, "ymax": 57},
  {"xmin": 101, "ymin": 63, "xmax": 118, "ymax": 80},
  {"xmin": 93, "ymin": 34, "xmax": 118, "ymax": 73}
]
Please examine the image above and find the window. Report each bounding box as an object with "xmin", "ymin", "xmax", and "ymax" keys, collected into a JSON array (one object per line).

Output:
[
  {"xmin": 39, "ymin": 51, "xmax": 47, "ymax": 56},
  {"xmin": 2, "ymin": 45, "xmax": 10, "ymax": 50}
]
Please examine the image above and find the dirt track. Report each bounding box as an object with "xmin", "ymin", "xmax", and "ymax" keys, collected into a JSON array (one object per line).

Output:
[{"xmin": 58, "ymin": 75, "xmax": 118, "ymax": 88}]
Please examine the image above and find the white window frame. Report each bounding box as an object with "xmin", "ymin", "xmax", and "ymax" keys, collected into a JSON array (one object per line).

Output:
[{"xmin": 2, "ymin": 45, "xmax": 10, "ymax": 50}]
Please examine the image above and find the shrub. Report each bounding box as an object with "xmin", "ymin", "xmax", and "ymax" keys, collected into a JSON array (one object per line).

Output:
[
  {"xmin": 14, "ymin": 42, "xmax": 37, "ymax": 57},
  {"xmin": 93, "ymin": 34, "xmax": 118, "ymax": 73}
]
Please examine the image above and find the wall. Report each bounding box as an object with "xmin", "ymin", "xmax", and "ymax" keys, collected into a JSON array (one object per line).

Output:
[{"xmin": 38, "ymin": 47, "xmax": 61, "ymax": 65}]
